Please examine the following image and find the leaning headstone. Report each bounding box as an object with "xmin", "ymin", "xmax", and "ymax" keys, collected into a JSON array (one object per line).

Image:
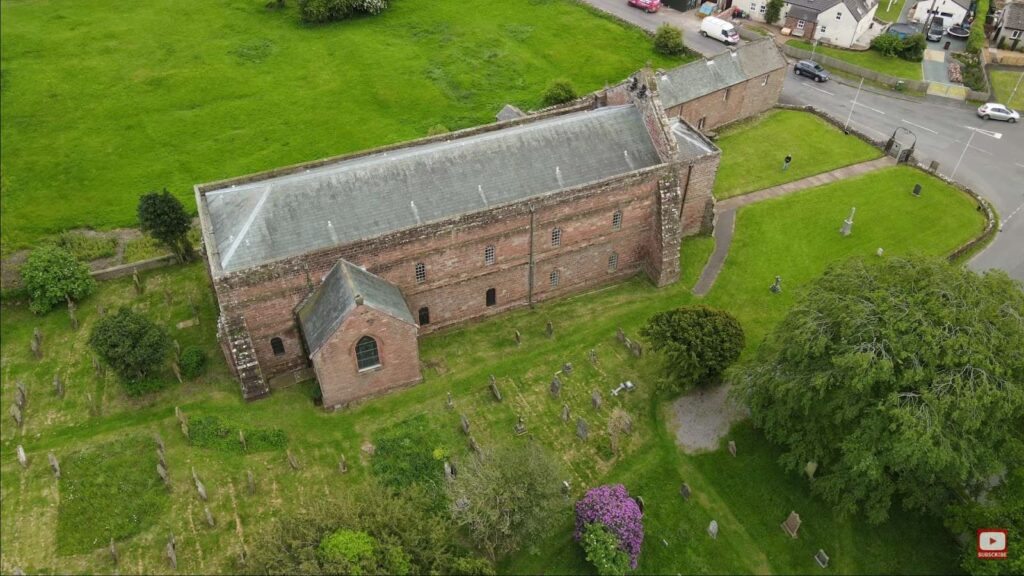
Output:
[
  {"xmin": 514, "ymin": 415, "xmax": 527, "ymax": 436},
  {"xmin": 15, "ymin": 385, "xmax": 27, "ymax": 408},
  {"xmin": 204, "ymin": 506, "xmax": 215, "ymax": 527},
  {"xmin": 576, "ymin": 418, "xmax": 588, "ymax": 441},
  {"xmin": 17, "ymin": 380, "xmax": 28, "ymax": 402},
  {"xmin": 616, "ymin": 328, "xmax": 625, "ymax": 343},
  {"xmin": 154, "ymin": 433, "xmax": 165, "ymax": 453},
  {"xmin": 514, "ymin": 330, "xmax": 522, "ymax": 346},
  {"xmin": 17, "ymin": 445, "xmax": 28, "ymax": 468},
  {"xmin": 468, "ymin": 436, "xmax": 482, "ymax": 455},
  {"xmin": 68, "ymin": 300, "xmax": 79, "ymax": 331},
  {"xmin": 166, "ymin": 539, "xmax": 177, "ymax": 569},
  {"xmin": 490, "ymin": 379, "xmax": 502, "ymax": 402},
  {"xmin": 635, "ymin": 496, "xmax": 645, "ymax": 514},
  {"xmin": 48, "ymin": 452, "xmax": 61, "ymax": 478},
  {"xmin": 287, "ymin": 449, "xmax": 301, "ymax": 470},
  {"xmin": 588, "ymin": 349, "xmax": 598, "ymax": 364},
  {"xmin": 133, "ymin": 270, "xmax": 144, "ymax": 295},
  {"xmin": 591, "ymin": 390, "xmax": 602, "ymax": 411},
  {"xmin": 158, "ymin": 462, "xmax": 170, "ymax": 488},
  {"xmin": 53, "ymin": 373, "xmax": 64, "ymax": 398},
  {"xmin": 707, "ymin": 520, "xmax": 719, "ymax": 539},
  {"xmin": 563, "ymin": 362, "xmax": 573, "ymax": 375},
  {"xmin": 814, "ymin": 549, "xmax": 830, "ymax": 568},
  {"xmin": 728, "ymin": 441, "xmax": 737, "ymax": 457},
  {"xmin": 239, "ymin": 429, "xmax": 247, "ymax": 452},
  {"xmin": 679, "ymin": 483, "xmax": 691, "ymax": 501},
  {"xmin": 561, "ymin": 404, "xmax": 571, "ymax": 422},
  {"xmin": 839, "ymin": 206, "xmax": 856, "ymax": 237},
  {"xmin": 445, "ymin": 391, "xmax": 454, "ymax": 410},
  {"xmin": 562, "ymin": 480, "xmax": 571, "ymax": 497},
  {"xmin": 770, "ymin": 275, "xmax": 782, "ymax": 294},
  {"xmin": 110, "ymin": 538, "xmax": 119, "ymax": 565},
  {"xmin": 444, "ymin": 460, "xmax": 454, "ymax": 482},
  {"xmin": 10, "ymin": 404, "xmax": 23, "ymax": 428},
  {"xmin": 550, "ymin": 376, "xmax": 562, "ymax": 397},
  {"xmin": 192, "ymin": 467, "xmax": 208, "ymax": 501},
  {"xmin": 804, "ymin": 461, "xmax": 818, "ymax": 479},
  {"xmin": 173, "ymin": 339, "xmax": 181, "ymax": 360},
  {"xmin": 781, "ymin": 511, "xmax": 801, "ymax": 538},
  {"xmin": 460, "ymin": 413, "xmax": 471, "ymax": 435},
  {"xmin": 180, "ymin": 419, "xmax": 190, "ymax": 440},
  {"xmin": 546, "ymin": 320, "xmax": 554, "ymax": 339},
  {"xmin": 629, "ymin": 341, "xmax": 643, "ymax": 358},
  {"xmin": 247, "ymin": 470, "xmax": 256, "ymax": 496},
  {"xmin": 31, "ymin": 328, "xmax": 43, "ymax": 359},
  {"xmin": 338, "ymin": 454, "xmax": 348, "ymax": 474}
]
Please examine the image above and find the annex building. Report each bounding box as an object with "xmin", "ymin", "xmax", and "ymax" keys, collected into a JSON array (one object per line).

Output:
[{"xmin": 197, "ymin": 41, "xmax": 786, "ymax": 408}]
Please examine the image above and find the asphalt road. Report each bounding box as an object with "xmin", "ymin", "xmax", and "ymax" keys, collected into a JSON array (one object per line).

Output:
[
  {"xmin": 781, "ymin": 74, "xmax": 1024, "ymax": 279},
  {"xmin": 582, "ymin": 0, "xmax": 738, "ymax": 56}
]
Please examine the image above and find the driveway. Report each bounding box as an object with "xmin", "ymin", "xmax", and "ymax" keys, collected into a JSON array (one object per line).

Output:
[{"xmin": 581, "ymin": 0, "xmax": 741, "ymax": 57}]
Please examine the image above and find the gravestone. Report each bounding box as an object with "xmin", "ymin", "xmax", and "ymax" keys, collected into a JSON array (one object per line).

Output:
[
  {"xmin": 563, "ymin": 362, "xmax": 573, "ymax": 375},
  {"xmin": 17, "ymin": 445, "xmax": 28, "ymax": 468},
  {"xmin": 804, "ymin": 461, "xmax": 818, "ymax": 479},
  {"xmin": 180, "ymin": 419, "xmax": 190, "ymax": 440},
  {"xmin": 171, "ymin": 361, "xmax": 182, "ymax": 383},
  {"xmin": 339, "ymin": 454, "xmax": 348, "ymax": 474},
  {"xmin": 133, "ymin": 270, "xmax": 143, "ymax": 295},
  {"xmin": 514, "ymin": 330, "xmax": 522, "ymax": 346},
  {"xmin": 728, "ymin": 441, "xmax": 737, "ymax": 457},
  {"xmin": 192, "ymin": 467, "xmax": 208, "ymax": 501},
  {"xmin": 490, "ymin": 379, "xmax": 502, "ymax": 402},
  {"xmin": 10, "ymin": 404, "xmax": 22, "ymax": 427},
  {"xmin": 679, "ymin": 483, "xmax": 691, "ymax": 501},
  {"xmin": 591, "ymin": 390, "xmax": 602, "ymax": 411},
  {"xmin": 550, "ymin": 376, "xmax": 562, "ymax": 397},
  {"xmin": 17, "ymin": 380, "xmax": 28, "ymax": 402},
  {"xmin": 92, "ymin": 355, "xmax": 104, "ymax": 377},
  {"xmin": 546, "ymin": 321, "xmax": 554, "ymax": 339},
  {"xmin": 48, "ymin": 452, "xmax": 61, "ymax": 479},
  {"xmin": 562, "ymin": 404, "xmax": 571, "ymax": 422},
  {"xmin": 287, "ymin": 449, "xmax": 301, "ymax": 470},
  {"xmin": 174, "ymin": 339, "xmax": 181, "ymax": 360},
  {"xmin": 629, "ymin": 341, "xmax": 643, "ymax": 358},
  {"xmin": 155, "ymin": 433, "xmax": 165, "ymax": 453},
  {"xmin": 576, "ymin": 418, "xmax": 588, "ymax": 441},
  {"xmin": 781, "ymin": 511, "xmax": 801, "ymax": 538},
  {"xmin": 912, "ymin": 183, "xmax": 922, "ymax": 197},
  {"xmin": 514, "ymin": 415, "xmax": 527, "ymax": 436},
  {"xmin": 446, "ymin": 391, "xmax": 454, "ymax": 410},
  {"xmin": 814, "ymin": 549, "xmax": 830, "ymax": 568},
  {"xmin": 166, "ymin": 539, "xmax": 177, "ymax": 569},
  {"xmin": 460, "ymin": 413, "xmax": 471, "ymax": 435},
  {"xmin": 32, "ymin": 328, "xmax": 43, "ymax": 359},
  {"xmin": 158, "ymin": 462, "xmax": 170, "ymax": 487},
  {"xmin": 68, "ymin": 301, "xmax": 79, "ymax": 331},
  {"xmin": 876, "ymin": 247, "xmax": 885, "ymax": 257},
  {"xmin": 449, "ymin": 460, "xmax": 458, "ymax": 479},
  {"xmin": 157, "ymin": 449, "xmax": 167, "ymax": 469},
  {"xmin": 635, "ymin": 496, "xmax": 645, "ymax": 514},
  {"xmin": 239, "ymin": 429, "xmax": 247, "ymax": 452},
  {"xmin": 562, "ymin": 480, "xmax": 572, "ymax": 497},
  {"xmin": 839, "ymin": 207, "xmax": 856, "ymax": 236},
  {"xmin": 204, "ymin": 506, "xmax": 215, "ymax": 528},
  {"xmin": 175, "ymin": 406, "xmax": 184, "ymax": 423},
  {"xmin": 247, "ymin": 470, "xmax": 256, "ymax": 496},
  {"xmin": 110, "ymin": 538, "xmax": 119, "ymax": 565},
  {"xmin": 616, "ymin": 328, "xmax": 625, "ymax": 343},
  {"xmin": 53, "ymin": 373, "xmax": 64, "ymax": 398},
  {"xmin": 770, "ymin": 276, "xmax": 782, "ymax": 294},
  {"xmin": 588, "ymin": 349, "xmax": 598, "ymax": 364},
  {"xmin": 468, "ymin": 436, "xmax": 482, "ymax": 455},
  {"xmin": 707, "ymin": 520, "xmax": 719, "ymax": 539},
  {"xmin": 444, "ymin": 460, "xmax": 454, "ymax": 482},
  {"xmin": 16, "ymin": 386, "xmax": 26, "ymax": 408}
]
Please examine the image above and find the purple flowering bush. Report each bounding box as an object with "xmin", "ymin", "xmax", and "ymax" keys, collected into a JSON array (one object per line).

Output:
[{"xmin": 574, "ymin": 484, "xmax": 644, "ymax": 569}]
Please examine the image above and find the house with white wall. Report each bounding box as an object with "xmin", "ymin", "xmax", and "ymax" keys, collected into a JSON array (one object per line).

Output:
[
  {"xmin": 910, "ymin": 0, "xmax": 969, "ymax": 26},
  {"xmin": 746, "ymin": 0, "xmax": 879, "ymax": 48}
]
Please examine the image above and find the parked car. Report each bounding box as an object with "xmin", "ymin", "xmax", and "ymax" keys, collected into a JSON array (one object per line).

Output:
[
  {"xmin": 926, "ymin": 16, "xmax": 945, "ymax": 42},
  {"xmin": 627, "ymin": 0, "xmax": 661, "ymax": 13},
  {"xmin": 700, "ymin": 16, "xmax": 740, "ymax": 45},
  {"xmin": 793, "ymin": 60, "xmax": 830, "ymax": 82},
  {"xmin": 977, "ymin": 103, "xmax": 1019, "ymax": 123}
]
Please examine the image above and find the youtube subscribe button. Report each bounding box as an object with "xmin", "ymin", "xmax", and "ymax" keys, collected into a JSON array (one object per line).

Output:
[{"xmin": 977, "ymin": 529, "xmax": 1008, "ymax": 560}]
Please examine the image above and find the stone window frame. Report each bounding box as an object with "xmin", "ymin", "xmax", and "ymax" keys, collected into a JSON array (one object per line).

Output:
[
  {"xmin": 724, "ymin": 87, "xmax": 731, "ymax": 101},
  {"xmin": 414, "ymin": 262, "xmax": 426, "ymax": 284},
  {"xmin": 486, "ymin": 288, "xmax": 497, "ymax": 307},
  {"xmin": 550, "ymin": 269, "xmax": 560, "ymax": 287},
  {"xmin": 484, "ymin": 244, "xmax": 496, "ymax": 266},
  {"xmin": 418, "ymin": 306, "xmax": 430, "ymax": 326},
  {"xmin": 697, "ymin": 117, "xmax": 706, "ymax": 130},
  {"xmin": 612, "ymin": 210, "xmax": 623, "ymax": 231},
  {"xmin": 551, "ymin": 227, "xmax": 562, "ymax": 247},
  {"xmin": 608, "ymin": 252, "xmax": 619, "ymax": 273},
  {"xmin": 1012, "ymin": 29, "xmax": 1022, "ymax": 39},
  {"xmin": 355, "ymin": 335, "xmax": 381, "ymax": 371},
  {"xmin": 762, "ymin": 74, "xmax": 769, "ymax": 87},
  {"xmin": 270, "ymin": 337, "xmax": 285, "ymax": 356}
]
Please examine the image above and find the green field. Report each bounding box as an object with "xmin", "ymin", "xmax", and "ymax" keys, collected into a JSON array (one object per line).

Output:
[
  {"xmin": 0, "ymin": 0, "xmax": 685, "ymax": 253},
  {"xmin": 990, "ymin": 70, "xmax": 1024, "ymax": 109},
  {"xmin": 1, "ymin": 155, "xmax": 985, "ymax": 572},
  {"xmin": 875, "ymin": 0, "xmax": 906, "ymax": 23},
  {"xmin": 787, "ymin": 39, "xmax": 924, "ymax": 80},
  {"xmin": 712, "ymin": 110, "xmax": 883, "ymax": 200}
]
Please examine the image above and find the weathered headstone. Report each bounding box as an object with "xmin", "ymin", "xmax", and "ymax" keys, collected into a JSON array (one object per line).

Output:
[
  {"xmin": 192, "ymin": 467, "xmax": 208, "ymax": 501},
  {"xmin": 490, "ymin": 379, "xmax": 502, "ymax": 402},
  {"xmin": 48, "ymin": 452, "xmax": 61, "ymax": 478},
  {"xmin": 629, "ymin": 341, "xmax": 643, "ymax": 358},
  {"xmin": 133, "ymin": 270, "xmax": 144, "ymax": 295},
  {"xmin": 174, "ymin": 339, "xmax": 182, "ymax": 360},
  {"xmin": 728, "ymin": 441, "xmax": 737, "ymax": 457},
  {"xmin": 514, "ymin": 415, "xmax": 527, "ymax": 436},
  {"xmin": 707, "ymin": 520, "xmax": 719, "ymax": 539},
  {"xmin": 770, "ymin": 275, "xmax": 782, "ymax": 294},
  {"xmin": 635, "ymin": 496, "xmax": 645, "ymax": 514},
  {"xmin": 110, "ymin": 538, "xmax": 119, "ymax": 565},
  {"xmin": 781, "ymin": 511, "xmax": 801, "ymax": 538},
  {"xmin": 180, "ymin": 419, "xmax": 190, "ymax": 440},
  {"xmin": 338, "ymin": 454, "xmax": 348, "ymax": 474},
  {"xmin": 32, "ymin": 328, "xmax": 43, "ymax": 359},
  {"xmin": 171, "ymin": 360, "xmax": 182, "ymax": 383},
  {"xmin": 17, "ymin": 380, "xmax": 28, "ymax": 402},
  {"xmin": 576, "ymin": 418, "xmax": 588, "ymax": 441},
  {"xmin": 814, "ymin": 549, "xmax": 830, "ymax": 568},
  {"xmin": 92, "ymin": 355, "xmax": 104, "ymax": 378},
  {"xmin": 546, "ymin": 320, "xmax": 554, "ymax": 339},
  {"xmin": 68, "ymin": 300, "xmax": 79, "ymax": 331},
  {"xmin": 204, "ymin": 506, "xmax": 215, "ymax": 527},
  {"xmin": 158, "ymin": 462, "xmax": 170, "ymax": 487},
  {"xmin": 446, "ymin": 391, "xmax": 454, "ymax": 410},
  {"xmin": 616, "ymin": 328, "xmax": 625, "ymax": 343},
  {"xmin": 10, "ymin": 404, "xmax": 23, "ymax": 428},
  {"xmin": 468, "ymin": 435, "xmax": 482, "ymax": 455},
  {"xmin": 53, "ymin": 373, "xmax": 64, "ymax": 398},
  {"xmin": 550, "ymin": 376, "xmax": 562, "ymax": 397},
  {"xmin": 591, "ymin": 390, "xmax": 602, "ymax": 411},
  {"xmin": 157, "ymin": 449, "xmax": 167, "ymax": 469},
  {"xmin": 561, "ymin": 404, "xmax": 571, "ymax": 422},
  {"xmin": 287, "ymin": 449, "xmax": 301, "ymax": 470},
  {"xmin": 912, "ymin": 183, "xmax": 922, "ymax": 197},
  {"xmin": 679, "ymin": 483, "xmax": 691, "ymax": 501},
  {"xmin": 17, "ymin": 445, "xmax": 28, "ymax": 468},
  {"xmin": 562, "ymin": 480, "xmax": 571, "ymax": 498},
  {"xmin": 175, "ymin": 406, "xmax": 184, "ymax": 423},
  {"xmin": 588, "ymin": 349, "xmax": 598, "ymax": 364},
  {"xmin": 514, "ymin": 330, "xmax": 522, "ymax": 346},
  {"xmin": 166, "ymin": 539, "xmax": 177, "ymax": 569},
  {"xmin": 247, "ymin": 470, "xmax": 255, "ymax": 495},
  {"xmin": 155, "ymin": 432, "xmax": 165, "ymax": 453},
  {"xmin": 460, "ymin": 413, "xmax": 471, "ymax": 435},
  {"xmin": 449, "ymin": 460, "xmax": 458, "ymax": 479},
  {"xmin": 239, "ymin": 429, "xmax": 247, "ymax": 452},
  {"xmin": 839, "ymin": 206, "xmax": 856, "ymax": 237},
  {"xmin": 805, "ymin": 461, "xmax": 818, "ymax": 479},
  {"xmin": 563, "ymin": 362, "xmax": 573, "ymax": 375},
  {"xmin": 16, "ymin": 385, "xmax": 27, "ymax": 408},
  {"xmin": 444, "ymin": 459, "xmax": 454, "ymax": 482}
]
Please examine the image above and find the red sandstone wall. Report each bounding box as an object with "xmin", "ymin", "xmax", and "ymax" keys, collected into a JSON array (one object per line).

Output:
[
  {"xmin": 665, "ymin": 67, "xmax": 786, "ymax": 131},
  {"xmin": 311, "ymin": 306, "xmax": 421, "ymax": 409}
]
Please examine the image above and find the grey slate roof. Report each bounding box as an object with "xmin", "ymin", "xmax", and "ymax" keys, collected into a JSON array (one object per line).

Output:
[
  {"xmin": 297, "ymin": 259, "xmax": 415, "ymax": 355},
  {"xmin": 203, "ymin": 105, "xmax": 665, "ymax": 275},
  {"xmin": 787, "ymin": 4, "xmax": 823, "ymax": 21},
  {"xmin": 658, "ymin": 39, "xmax": 788, "ymax": 109},
  {"xmin": 1003, "ymin": 3, "xmax": 1024, "ymax": 30},
  {"xmin": 784, "ymin": 0, "xmax": 871, "ymax": 20},
  {"xmin": 671, "ymin": 121, "xmax": 716, "ymax": 157}
]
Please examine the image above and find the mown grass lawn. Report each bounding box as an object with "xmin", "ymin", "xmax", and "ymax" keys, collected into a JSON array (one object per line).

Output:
[
  {"xmin": 0, "ymin": 0, "xmax": 686, "ymax": 253},
  {"xmin": 712, "ymin": 110, "xmax": 882, "ymax": 200},
  {"xmin": 990, "ymin": 70, "xmax": 1024, "ymax": 109},
  {"xmin": 875, "ymin": 0, "xmax": 906, "ymax": 23},
  {"xmin": 787, "ymin": 39, "xmax": 924, "ymax": 80},
  {"xmin": 0, "ymin": 158, "xmax": 984, "ymax": 573}
]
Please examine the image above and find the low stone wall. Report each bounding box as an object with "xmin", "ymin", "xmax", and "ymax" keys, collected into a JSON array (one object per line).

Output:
[
  {"xmin": 90, "ymin": 254, "xmax": 177, "ymax": 281},
  {"xmin": 780, "ymin": 43, "xmax": 932, "ymax": 92}
]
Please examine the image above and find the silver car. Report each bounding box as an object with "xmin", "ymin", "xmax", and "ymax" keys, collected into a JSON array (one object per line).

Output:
[{"xmin": 977, "ymin": 103, "xmax": 1020, "ymax": 123}]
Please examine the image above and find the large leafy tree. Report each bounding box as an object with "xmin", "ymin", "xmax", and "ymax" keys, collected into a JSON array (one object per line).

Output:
[
  {"xmin": 137, "ymin": 189, "xmax": 194, "ymax": 262},
  {"xmin": 447, "ymin": 443, "xmax": 565, "ymax": 561},
  {"xmin": 20, "ymin": 245, "xmax": 96, "ymax": 314},
  {"xmin": 736, "ymin": 257, "xmax": 1024, "ymax": 524},
  {"xmin": 765, "ymin": 0, "xmax": 784, "ymax": 24},
  {"xmin": 641, "ymin": 305, "xmax": 744, "ymax": 392},
  {"xmin": 89, "ymin": 307, "xmax": 170, "ymax": 389}
]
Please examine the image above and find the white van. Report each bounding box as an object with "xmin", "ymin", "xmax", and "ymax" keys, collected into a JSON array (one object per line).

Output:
[{"xmin": 700, "ymin": 16, "xmax": 740, "ymax": 45}]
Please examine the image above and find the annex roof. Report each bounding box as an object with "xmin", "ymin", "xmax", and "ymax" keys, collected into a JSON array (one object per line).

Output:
[
  {"xmin": 201, "ymin": 105, "xmax": 666, "ymax": 275},
  {"xmin": 1002, "ymin": 2, "xmax": 1024, "ymax": 29},
  {"xmin": 657, "ymin": 39, "xmax": 788, "ymax": 109},
  {"xmin": 297, "ymin": 259, "xmax": 415, "ymax": 355},
  {"xmin": 784, "ymin": 0, "xmax": 872, "ymax": 20}
]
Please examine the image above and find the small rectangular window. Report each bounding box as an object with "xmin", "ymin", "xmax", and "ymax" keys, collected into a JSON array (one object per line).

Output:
[
  {"xmin": 551, "ymin": 228, "xmax": 561, "ymax": 247},
  {"xmin": 762, "ymin": 74, "xmax": 769, "ymax": 87},
  {"xmin": 820, "ymin": 25, "xmax": 827, "ymax": 33},
  {"xmin": 835, "ymin": 11, "xmax": 841, "ymax": 19},
  {"xmin": 486, "ymin": 288, "xmax": 496, "ymax": 307},
  {"xmin": 759, "ymin": 4, "xmax": 766, "ymax": 13},
  {"xmin": 612, "ymin": 210, "xmax": 622, "ymax": 231},
  {"xmin": 418, "ymin": 307, "xmax": 430, "ymax": 325},
  {"xmin": 697, "ymin": 117, "xmax": 706, "ymax": 130},
  {"xmin": 271, "ymin": 337, "xmax": 285, "ymax": 356},
  {"xmin": 484, "ymin": 245, "xmax": 495, "ymax": 266},
  {"xmin": 415, "ymin": 262, "xmax": 426, "ymax": 284},
  {"xmin": 796, "ymin": 19, "xmax": 805, "ymax": 31},
  {"xmin": 1014, "ymin": 30, "xmax": 1023, "ymax": 39},
  {"xmin": 608, "ymin": 252, "xmax": 619, "ymax": 272},
  {"xmin": 724, "ymin": 87, "xmax": 731, "ymax": 101},
  {"xmin": 550, "ymin": 269, "xmax": 560, "ymax": 287}
]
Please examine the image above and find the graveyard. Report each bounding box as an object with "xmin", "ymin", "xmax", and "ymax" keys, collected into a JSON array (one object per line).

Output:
[{"xmin": 0, "ymin": 137, "xmax": 987, "ymax": 573}]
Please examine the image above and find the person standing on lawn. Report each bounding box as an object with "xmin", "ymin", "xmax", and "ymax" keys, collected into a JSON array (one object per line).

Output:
[{"xmin": 783, "ymin": 154, "xmax": 792, "ymax": 171}]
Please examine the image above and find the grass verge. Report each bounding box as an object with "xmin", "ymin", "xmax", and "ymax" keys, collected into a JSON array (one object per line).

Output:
[{"xmin": 787, "ymin": 39, "xmax": 923, "ymax": 80}]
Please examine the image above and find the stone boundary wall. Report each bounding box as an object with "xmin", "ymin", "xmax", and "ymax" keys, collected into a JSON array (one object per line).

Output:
[
  {"xmin": 90, "ymin": 254, "xmax": 178, "ymax": 281},
  {"xmin": 780, "ymin": 43, "xmax": 932, "ymax": 91}
]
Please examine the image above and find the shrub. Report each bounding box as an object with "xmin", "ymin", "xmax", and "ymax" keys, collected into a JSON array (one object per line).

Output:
[
  {"xmin": 575, "ymin": 484, "xmax": 644, "ymax": 569},
  {"xmin": 653, "ymin": 24, "xmax": 685, "ymax": 56},
  {"xmin": 179, "ymin": 346, "xmax": 207, "ymax": 378},
  {"xmin": 765, "ymin": 0, "xmax": 784, "ymax": 24},
  {"xmin": 966, "ymin": 0, "xmax": 989, "ymax": 54},
  {"xmin": 871, "ymin": 34, "xmax": 901, "ymax": 57},
  {"xmin": 298, "ymin": 0, "xmax": 389, "ymax": 23},
  {"xmin": 137, "ymin": 189, "xmax": 195, "ymax": 262},
  {"xmin": 318, "ymin": 529, "xmax": 379, "ymax": 573},
  {"xmin": 541, "ymin": 79, "xmax": 577, "ymax": 106},
  {"xmin": 89, "ymin": 307, "xmax": 170, "ymax": 390},
  {"xmin": 640, "ymin": 305, "xmax": 745, "ymax": 392},
  {"xmin": 188, "ymin": 415, "xmax": 287, "ymax": 453},
  {"xmin": 898, "ymin": 33, "xmax": 926, "ymax": 61},
  {"xmin": 20, "ymin": 245, "xmax": 96, "ymax": 314},
  {"xmin": 582, "ymin": 523, "xmax": 631, "ymax": 575}
]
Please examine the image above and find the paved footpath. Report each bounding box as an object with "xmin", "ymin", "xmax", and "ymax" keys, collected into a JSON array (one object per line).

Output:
[{"xmin": 692, "ymin": 156, "xmax": 896, "ymax": 296}]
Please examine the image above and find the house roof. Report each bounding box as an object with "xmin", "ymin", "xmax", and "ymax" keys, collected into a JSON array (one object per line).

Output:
[
  {"xmin": 784, "ymin": 0, "xmax": 872, "ymax": 20},
  {"xmin": 201, "ymin": 105, "xmax": 668, "ymax": 275},
  {"xmin": 1003, "ymin": 2, "xmax": 1024, "ymax": 29},
  {"xmin": 657, "ymin": 38, "xmax": 788, "ymax": 109},
  {"xmin": 297, "ymin": 259, "xmax": 415, "ymax": 355}
]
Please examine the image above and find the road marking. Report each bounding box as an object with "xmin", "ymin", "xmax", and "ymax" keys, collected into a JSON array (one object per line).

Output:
[
  {"xmin": 901, "ymin": 119, "xmax": 938, "ymax": 135},
  {"xmin": 1016, "ymin": 162, "xmax": 1024, "ymax": 169},
  {"xmin": 962, "ymin": 126, "xmax": 1003, "ymax": 139},
  {"xmin": 808, "ymin": 84, "xmax": 835, "ymax": 95},
  {"xmin": 851, "ymin": 101, "xmax": 886, "ymax": 115},
  {"xmin": 1003, "ymin": 201, "xmax": 1024, "ymax": 226}
]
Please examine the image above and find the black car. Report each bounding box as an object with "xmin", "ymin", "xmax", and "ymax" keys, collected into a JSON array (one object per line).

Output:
[
  {"xmin": 926, "ymin": 16, "xmax": 945, "ymax": 41},
  {"xmin": 794, "ymin": 60, "xmax": 830, "ymax": 82}
]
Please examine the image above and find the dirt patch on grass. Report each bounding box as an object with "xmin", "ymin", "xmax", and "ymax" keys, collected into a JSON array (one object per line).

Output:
[{"xmin": 670, "ymin": 384, "xmax": 747, "ymax": 453}]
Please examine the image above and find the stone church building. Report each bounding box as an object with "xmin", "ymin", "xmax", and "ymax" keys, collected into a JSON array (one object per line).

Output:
[{"xmin": 196, "ymin": 41, "xmax": 784, "ymax": 409}]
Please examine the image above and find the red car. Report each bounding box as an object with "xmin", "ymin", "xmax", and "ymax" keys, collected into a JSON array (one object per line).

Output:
[{"xmin": 628, "ymin": 0, "xmax": 661, "ymax": 13}]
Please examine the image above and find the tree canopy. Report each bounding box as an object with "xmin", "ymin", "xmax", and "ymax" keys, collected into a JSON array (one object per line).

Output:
[
  {"xmin": 20, "ymin": 245, "xmax": 96, "ymax": 314},
  {"xmin": 641, "ymin": 305, "xmax": 745, "ymax": 392},
  {"xmin": 736, "ymin": 257, "xmax": 1024, "ymax": 524},
  {"xmin": 89, "ymin": 307, "xmax": 170, "ymax": 390},
  {"xmin": 137, "ymin": 189, "xmax": 194, "ymax": 262}
]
